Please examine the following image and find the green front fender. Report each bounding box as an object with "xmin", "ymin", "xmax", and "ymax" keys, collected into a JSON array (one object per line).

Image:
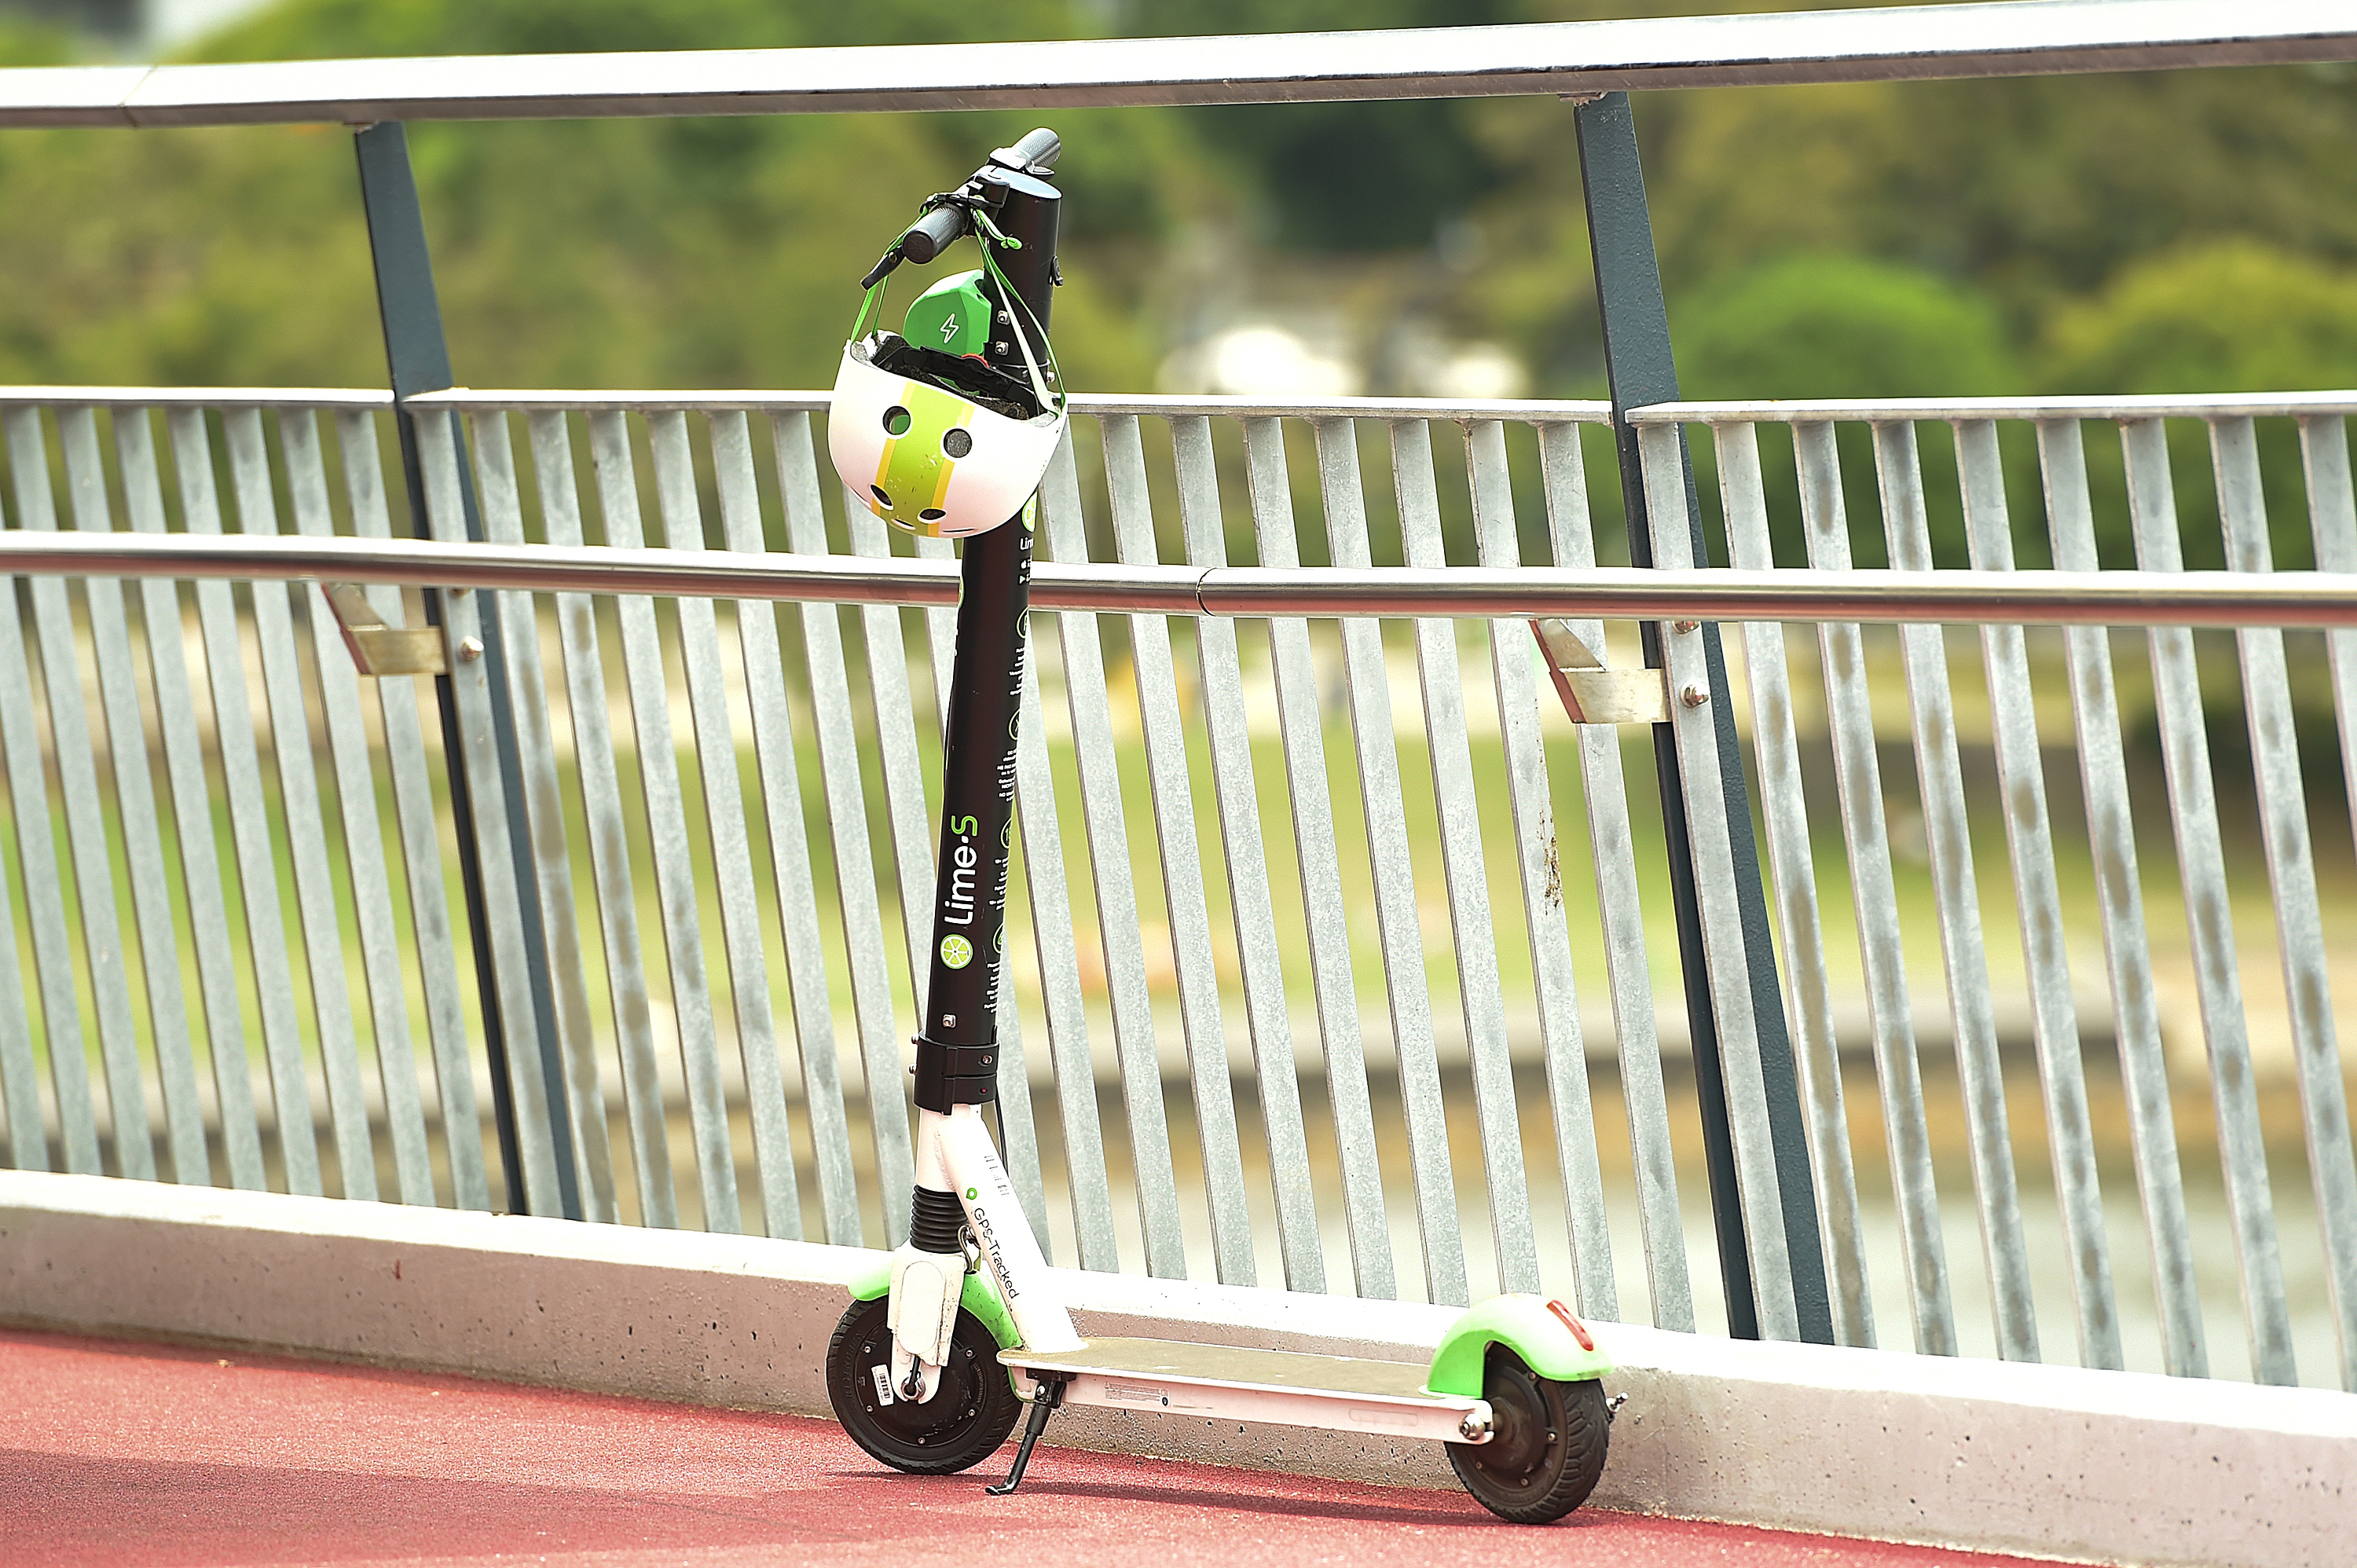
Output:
[
  {"xmin": 1425, "ymin": 1295, "xmax": 1613, "ymax": 1397},
  {"xmin": 847, "ymin": 1257, "xmax": 1021, "ymax": 1352}
]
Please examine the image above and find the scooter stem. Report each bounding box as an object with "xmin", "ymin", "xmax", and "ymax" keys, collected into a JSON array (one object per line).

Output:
[{"xmin": 906, "ymin": 151, "xmax": 1061, "ymax": 1147}]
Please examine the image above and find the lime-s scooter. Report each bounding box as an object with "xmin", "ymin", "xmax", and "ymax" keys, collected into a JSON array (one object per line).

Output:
[{"xmin": 819, "ymin": 127, "xmax": 1616, "ymax": 1525}]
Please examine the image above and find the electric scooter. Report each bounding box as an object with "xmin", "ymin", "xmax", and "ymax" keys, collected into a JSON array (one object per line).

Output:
[{"xmin": 821, "ymin": 127, "xmax": 1616, "ymax": 1525}]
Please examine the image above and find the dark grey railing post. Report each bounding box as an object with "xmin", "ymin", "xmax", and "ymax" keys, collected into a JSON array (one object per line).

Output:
[
  {"xmin": 1572, "ymin": 91, "xmax": 1830, "ymax": 1343},
  {"xmin": 353, "ymin": 122, "xmax": 581, "ymax": 1221}
]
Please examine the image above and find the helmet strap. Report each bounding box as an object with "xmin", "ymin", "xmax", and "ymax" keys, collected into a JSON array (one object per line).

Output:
[
  {"xmin": 971, "ymin": 211, "xmax": 1066, "ymax": 423},
  {"xmin": 848, "ymin": 201, "xmax": 1065, "ymax": 425},
  {"xmin": 849, "ymin": 273, "xmax": 891, "ymax": 343}
]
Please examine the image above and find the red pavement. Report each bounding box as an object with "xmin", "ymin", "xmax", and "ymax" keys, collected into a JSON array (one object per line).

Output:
[{"xmin": 2, "ymin": 1328, "xmax": 2049, "ymax": 1568}]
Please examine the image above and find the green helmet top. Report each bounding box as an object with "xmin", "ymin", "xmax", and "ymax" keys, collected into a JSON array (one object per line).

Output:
[{"xmin": 903, "ymin": 269, "xmax": 993, "ymax": 360}]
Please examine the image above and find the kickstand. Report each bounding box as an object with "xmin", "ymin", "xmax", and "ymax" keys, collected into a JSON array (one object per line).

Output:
[{"xmin": 986, "ymin": 1372, "xmax": 1069, "ymax": 1497}]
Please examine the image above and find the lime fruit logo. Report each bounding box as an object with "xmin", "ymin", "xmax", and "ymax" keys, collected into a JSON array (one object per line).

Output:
[{"xmin": 939, "ymin": 933, "xmax": 974, "ymax": 969}]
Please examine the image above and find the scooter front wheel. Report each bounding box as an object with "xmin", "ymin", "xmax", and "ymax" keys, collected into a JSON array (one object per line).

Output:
[
  {"xmin": 827, "ymin": 1294, "xmax": 1022, "ymax": 1475},
  {"xmin": 1446, "ymin": 1347, "xmax": 1610, "ymax": 1523}
]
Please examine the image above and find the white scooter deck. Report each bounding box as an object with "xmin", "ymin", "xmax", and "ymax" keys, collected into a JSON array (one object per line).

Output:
[{"xmin": 999, "ymin": 1339, "xmax": 1491, "ymax": 1446}]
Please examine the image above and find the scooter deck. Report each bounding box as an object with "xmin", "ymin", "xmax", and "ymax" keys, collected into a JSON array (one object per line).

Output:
[{"xmin": 1000, "ymin": 1338, "xmax": 1461, "ymax": 1408}]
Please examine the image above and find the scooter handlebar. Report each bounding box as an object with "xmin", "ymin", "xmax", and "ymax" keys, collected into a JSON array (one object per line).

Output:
[
  {"xmin": 859, "ymin": 130, "xmax": 1058, "ymax": 289},
  {"xmin": 898, "ymin": 206, "xmax": 970, "ymax": 266},
  {"xmin": 1002, "ymin": 127, "xmax": 1060, "ymax": 173}
]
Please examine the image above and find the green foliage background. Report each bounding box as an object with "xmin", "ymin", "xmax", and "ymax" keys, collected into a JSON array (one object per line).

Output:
[{"xmin": 0, "ymin": 0, "xmax": 2352, "ymax": 405}]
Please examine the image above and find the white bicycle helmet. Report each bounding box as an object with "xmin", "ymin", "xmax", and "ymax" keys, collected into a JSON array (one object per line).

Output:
[{"xmin": 828, "ymin": 238, "xmax": 1066, "ymax": 540}]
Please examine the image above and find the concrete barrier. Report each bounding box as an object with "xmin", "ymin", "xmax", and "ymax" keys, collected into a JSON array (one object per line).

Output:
[{"xmin": 4, "ymin": 1170, "xmax": 2350, "ymax": 1566}]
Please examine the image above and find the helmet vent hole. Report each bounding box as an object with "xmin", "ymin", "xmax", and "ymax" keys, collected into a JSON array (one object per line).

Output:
[
  {"xmin": 919, "ymin": 508, "xmax": 947, "ymax": 523},
  {"xmin": 941, "ymin": 427, "xmax": 973, "ymax": 459},
  {"xmin": 882, "ymin": 406, "xmax": 912, "ymax": 436},
  {"xmin": 871, "ymin": 485, "xmax": 893, "ymax": 509}
]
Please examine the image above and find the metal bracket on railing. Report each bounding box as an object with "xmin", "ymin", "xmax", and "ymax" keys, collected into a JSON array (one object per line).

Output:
[
  {"xmin": 1530, "ymin": 617, "xmax": 1668, "ymax": 724},
  {"xmin": 321, "ymin": 581, "xmax": 445, "ymax": 676}
]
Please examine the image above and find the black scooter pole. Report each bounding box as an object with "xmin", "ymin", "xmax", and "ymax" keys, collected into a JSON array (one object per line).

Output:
[{"xmin": 907, "ymin": 133, "xmax": 1061, "ymax": 1251}]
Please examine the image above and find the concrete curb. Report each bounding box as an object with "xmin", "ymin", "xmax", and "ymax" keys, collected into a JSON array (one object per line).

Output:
[{"xmin": 4, "ymin": 1171, "xmax": 2351, "ymax": 1566}]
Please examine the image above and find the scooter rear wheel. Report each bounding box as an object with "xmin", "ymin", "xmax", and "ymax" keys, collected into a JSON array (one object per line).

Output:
[
  {"xmin": 1446, "ymin": 1347, "xmax": 1610, "ymax": 1523},
  {"xmin": 827, "ymin": 1294, "xmax": 1022, "ymax": 1475}
]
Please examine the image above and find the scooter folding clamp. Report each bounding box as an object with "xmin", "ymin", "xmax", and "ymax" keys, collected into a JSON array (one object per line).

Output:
[{"xmin": 911, "ymin": 1036, "xmax": 999, "ymax": 1112}]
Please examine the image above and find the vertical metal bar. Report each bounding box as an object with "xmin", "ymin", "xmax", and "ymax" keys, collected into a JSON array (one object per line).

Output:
[
  {"xmin": 1638, "ymin": 423, "xmax": 1798, "ymax": 1340},
  {"xmin": 2297, "ymin": 412, "xmax": 2357, "ymax": 1392},
  {"xmin": 1316, "ymin": 416, "xmax": 1461, "ymax": 1305},
  {"xmin": 1244, "ymin": 415, "xmax": 1394, "ymax": 1299},
  {"xmin": 1467, "ymin": 418, "xmax": 1610, "ymax": 1311},
  {"xmin": 466, "ymin": 408, "xmax": 618, "ymax": 1222},
  {"xmin": 1398, "ymin": 418, "xmax": 1540, "ymax": 1298},
  {"xmin": 710, "ymin": 410, "xmax": 861, "ymax": 1244},
  {"xmin": 1871, "ymin": 419, "xmax": 2038, "ymax": 1361},
  {"xmin": 585, "ymin": 411, "xmax": 741, "ymax": 1233},
  {"xmin": 1574, "ymin": 92, "xmax": 1827, "ymax": 1342},
  {"xmin": 0, "ymin": 669, "xmax": 38, "ymax": 1171},
  {"xmin": 1172, "ymin": 414, "xmax": 1324, "ymax": 1291},
  {"xmin": 1793, "ymin": 419, "xmax": 1955, "ymax": 1354},
  {"xmin": 1712, "ymin": 419, "xmax": 1871, "ymax": 1346},
  {"xmin": 123, "ymin": 411, "xmax": 266, "ymax": 1192},
  {"xmin": 412, "ymin": 411, "xmax": 570, "ymax": 1216},
  {"xmin": 1954, "ymin": 417, "xmax": 2120, "ymax": 1368},
  {"xmin": 222, "ymin": 408, "xmax": 375, "ymax": 1200},
  {"xmin": 1038, "ymin": 436, "xmax": 1187, "ymax": 1279},
  {"xmin": 355, "ymin": 121, "xmax": 576, "ymax": 1218},
  {"xmin": 335, "ymin": 409, "xmax": 486, "ymax": 1210},
  {"xmin": 1102, "ymin": 412, "xmax": 1255, "ymax": 1286},
  {"xmin": 0, "ymin": 444, "xmax": 52, "ymax": 1172},
  {"xmin": 281, "ymin": 408, "xmax": 438, "ymax": 1207},
  {"xmin": 647, "ymin": 409, "xmax": 803, "ymax": 1239},
  {"xmin": 1536, "ymin": 421, "xmax": 1691, "ymax": 1328},
  {"xmin": 57, "ymin": 408, "xmax": 207, "ymax": 1185},
  {"xmin": 2036, "ymin": 419, "xmax": 2205, "ymax": 1376},
  {"xmin": 167, "ymin": 407, "xmax": 318, "ymax": 1194},
  {"xmin": 526, "ymin": 411, "xmax": 676, "ymax": 1229},
  {"xmin": 1008, "ymin": 647, "xmax": 1117, "ymax": 1271},
  {"xmin": 0, "ymin": 412, "xmax": 98, "ymax": 1176},
  {"xmin": 4, "ymin": 407, "xmax": 153, "ymax": 1181},
  {"xmin": 2305, "ymin": 415, "xmax": 2357, "ymax": 888},
  {"xmin": 914, "ymin": 530, "xmax": 959, "ymax": 725},
  {"xmin": 844, "ymin": 502, "xmax": 938, "ymax": 994},
  {"xmin": 769, "ymin": 409, "xmax": 916, "ymax": 1240},
  {"xmin": 2120, "ymin": 416, "xmax": 2297, "ymax": 1384},
  {"xmin": 2212, "ymin": 415, "xmax": 2357, "ymax": 1391}
]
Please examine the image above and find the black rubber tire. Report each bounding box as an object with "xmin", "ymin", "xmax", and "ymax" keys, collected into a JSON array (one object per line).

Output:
[
  {"xmin": 827, "ymin": 1294, "xmax": 1022, "ymax": 1475},
  {"xmin": 1445, "ymin": 1349, "xmax": 1610, "ymax": 1524}
]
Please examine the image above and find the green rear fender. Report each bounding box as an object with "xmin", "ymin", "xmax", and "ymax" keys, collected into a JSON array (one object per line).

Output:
[
  {"xmin": 848, "ymin": 1257, "xmax": 1021, "ymax": 1351},
  {"xmin": 1424, "ymin": 1294, "xmax": 1613, "ymax": 1396}
]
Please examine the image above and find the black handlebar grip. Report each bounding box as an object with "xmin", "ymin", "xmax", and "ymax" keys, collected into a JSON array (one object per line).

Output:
[
  {"xmin": 900, "ymin": 206, "xmax": 969, "ymax": 265},
  {"xmin": 1009, "ymin": 127, "xmax": 1060, "ymax": 172}
]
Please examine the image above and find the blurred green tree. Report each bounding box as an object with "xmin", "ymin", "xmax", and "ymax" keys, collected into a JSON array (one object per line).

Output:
[
  {"xmin": 2044, "ymin": 241, "xmax": 2357, "ymax": 570},
  {"xmin": 2044, "ymin": 240, "xmax": 2357, "ymax": 395},
  {"xmin": 0, "ymin": 0, "xmax": 1196, "ymax": 391},
  {"xmin": 1677, "ymin": 253, "xmax": 2017, "ymax": 401},
  {"xmin": 1670, "ymin": 254, "xmax": 2017, "ymax": 565}
]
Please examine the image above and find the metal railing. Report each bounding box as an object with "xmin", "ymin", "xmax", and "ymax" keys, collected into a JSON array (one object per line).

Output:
[
  {"xmin": 1, "ymin": 385, "xmax": 2352, "ymax": 1394},
  {"xmin": 1, "ymin": 0, "xmax": 2348, "ymax": 126},
  {"xmin": 1628, "ymin": 392, "xmax": 2357, "ymax": 1392}
]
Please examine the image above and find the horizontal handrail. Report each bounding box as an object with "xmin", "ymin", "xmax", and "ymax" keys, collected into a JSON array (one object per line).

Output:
[
  {"xmin": 6, "ymin": 532, "xmax": 2356, "ymax": 628},
  {"xmin": 9, "ymin": 387, "xmax": 2349, "ymax": 425},
  {"xmin": 0, "ymin": 1, "xmax": 2346, "ymax": 130},
  {"xmin": 1628, "ymin": 391, "xmax": 2357, "ymax": 423},
  {"xmin": 0, "ymin": 387, "xmax": 394, "ymax": 410},
  {"xmin": 0, "ymin": 387, "xmax": 1609, "ymax": 423},
  {"xmin": 402, "ymin": 390, "xmax": 1617, "ymax": 423}
]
